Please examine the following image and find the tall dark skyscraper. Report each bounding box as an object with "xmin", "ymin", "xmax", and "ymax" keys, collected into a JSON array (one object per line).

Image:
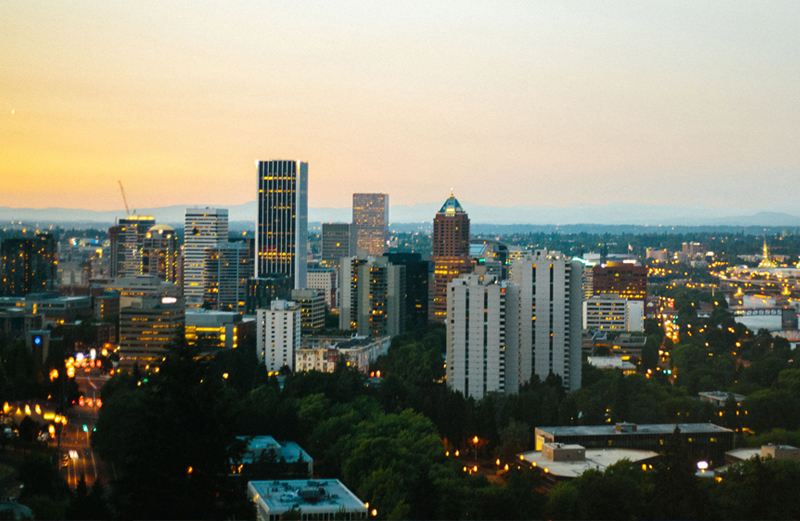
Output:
[
  {"xmin": 256, "ymin": 160, "xmax": 308, "ymax": 289},
  {"xmin": 108, "ymin": 215, "xmax": 156, "ymax": 278},
  {"xmin": 321, "ymin": 222, "xmax": 354, "ymax": 269},
  {"xmin": 430, "ymin": 193, "xmax": 472, "ymax": 323},
  {"xmin": 386, "ymin": 252, "xmax": 430, "ymax": 331},
  {"xmin": 1, "ymin": 233, "xmax": 57, "ymax": 296}
]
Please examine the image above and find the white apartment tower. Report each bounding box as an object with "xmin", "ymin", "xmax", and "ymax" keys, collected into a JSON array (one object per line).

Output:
[
  {"xmin": 257, "ymin": 300, "xmax": 301, "ymax": 373},
  {"xmin": 512, "ymin": 249, "xmax": 583, "ymax": 392},
  {"xmin": 256, "ymin": 160, "xmax": 308, "ymax": 289},
  {"xmin": 184, "ymin": 208, "xmax": 229, "ymax": 308},
  {"xmin": 446, "ymin": 275, "xmax": 519, "ymax": 399}
]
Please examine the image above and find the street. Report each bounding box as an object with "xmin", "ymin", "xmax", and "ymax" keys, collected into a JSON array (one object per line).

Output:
[{"xmin": 56, "ymin": 371, "xmax": 115, "ymax": 488}]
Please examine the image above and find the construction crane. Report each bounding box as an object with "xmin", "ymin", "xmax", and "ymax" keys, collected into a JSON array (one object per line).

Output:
[{"xmin": 118, "ymin": 180, "xmax": 133, "ymax": 216}]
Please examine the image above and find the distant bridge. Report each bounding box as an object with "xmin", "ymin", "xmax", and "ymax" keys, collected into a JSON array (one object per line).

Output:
[{"xmin": 731, "ymin": 307, "xmax": 796, "ymax": 317}]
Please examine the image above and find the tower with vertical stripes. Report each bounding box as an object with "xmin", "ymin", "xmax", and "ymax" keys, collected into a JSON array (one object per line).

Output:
[{"xmin": 256, "ymin": 160, "xmax": 308, "ymax": 289}]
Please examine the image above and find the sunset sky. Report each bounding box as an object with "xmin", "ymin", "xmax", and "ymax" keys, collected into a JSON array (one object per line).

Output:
[{"xmin": 2, "ymin": 1, "xmax": 799, "ymax": 211}]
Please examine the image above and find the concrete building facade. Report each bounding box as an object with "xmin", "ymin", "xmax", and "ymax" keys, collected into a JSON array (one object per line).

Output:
[
  {"xmin": 257, "ymin": 300, "xmax": 301, "ymax": 373},
  {"xmin": 512, "ymin": 250, "xmax": 584, "ymax": 392},
  {"xmin": 446, "ymin": 275, "xmax": 520, "ymax": 398}
]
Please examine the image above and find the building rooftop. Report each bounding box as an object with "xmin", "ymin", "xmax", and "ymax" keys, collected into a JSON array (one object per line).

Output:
[
  {"xmin": 588, "ymin": 357, "xmax": 637, "ymax": 370},
  {"xmin": 519, "ymin": 447, "xmax": 658, "ymax": 479},
  {"xmin": 698, "ymin": 391, "xmax": 746, "ymax": 402},
  {"xmin": 147, "ymin": 224, "xmax": 175, "ymax": 234},
  {"xmin": 248, "ymin": 479, "xmax": 366, "ymax": 514},
  {"xmin": 438, "ymin": 194, "xmax": 466, "ymax": 215},
  {"xmin": 537, "ymin": 423, "xmax": 733, "ymax": 437},
  {"xmin": 185, "ymin": 309, "xmax": 242, "ymax": 326},
  {"xmin": 237, "ymin": 436, "xmax": 313, "ymax": 465}
]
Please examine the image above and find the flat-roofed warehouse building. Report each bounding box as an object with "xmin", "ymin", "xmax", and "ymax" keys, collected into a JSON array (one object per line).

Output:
[
  {"xmin": 518, "ymin": 442, "xmax": 659, "ymax": 489},
  {"xmin": 247, "ymin": 479, "xmax": 367, "ymax": 521},
  {"xmin": 534, "ymin": 422, "xmax": 734, "ymax": 468}
]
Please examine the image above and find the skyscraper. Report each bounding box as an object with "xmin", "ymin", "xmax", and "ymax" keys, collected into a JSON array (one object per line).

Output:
[
  {"xmin": 385, "ymin": 252, "xmax": 430, "ymax": 331},
  {"xmin": 203, "ymin": 241, "xmax": 253, "ymax": 313},
  {"xmin": 109, "ymin": 216, "xmax": 155, "ymax": 278},
  {"xmin": 184, "ymin": 208, "xmax": 229, "ymax": 308},
  {"xmin": 321, "ymin": 222, "xmax": 354, "ymax": 269},
  {"xmin": 141, "ymin": 224, "xmax": 179, "ymax": 284},
  {"xmin": 446, "ymin": 275, "xmax": 519, "ymax": 399},
  {"xmin": 352, "ymin": 193, "xmax": 388, "ymax": 256},
  {"xmin": 512, "ymin": 249, "xmax": 583, "ymax": 392},
  {"xmin": 430, "ymin": 193, "xmax": 473, "ymax": 323},
  {"xmin": 256, "ymin": 160, "xmax": 308, "ymax": 289},
  {"xmin": 0, "ymin": 233, "xmax": 57, "ymax": 296},
  {"xmin": 339, "ymin": 255, "xmax": 406, "ymax": 338}
]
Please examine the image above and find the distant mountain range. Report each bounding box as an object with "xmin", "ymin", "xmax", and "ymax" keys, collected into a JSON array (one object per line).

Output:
[{"xmin": 1, "ymin": 202, "xmax": 799, "ymax": 228}]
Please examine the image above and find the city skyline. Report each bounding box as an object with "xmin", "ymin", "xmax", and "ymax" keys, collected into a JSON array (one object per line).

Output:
[{"xmin": 3, "ymin": 2, "xmax": 799, "ymax": 212}]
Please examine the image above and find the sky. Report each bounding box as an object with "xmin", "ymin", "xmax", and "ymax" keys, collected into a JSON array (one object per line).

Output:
[{"xmin": 2, "ymin": 1, "xmax": 799, "ymax": 212}]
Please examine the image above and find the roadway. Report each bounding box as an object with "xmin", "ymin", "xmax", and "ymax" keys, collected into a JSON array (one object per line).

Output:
[{"xmin": 56, "ymin": 370, "xmax": 115, "ymax": 488}]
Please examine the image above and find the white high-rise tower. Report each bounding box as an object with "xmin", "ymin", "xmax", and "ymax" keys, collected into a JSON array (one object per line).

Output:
[{"xmin": 512, "ymin": 249, "xmax": 583, "ymax": 392}]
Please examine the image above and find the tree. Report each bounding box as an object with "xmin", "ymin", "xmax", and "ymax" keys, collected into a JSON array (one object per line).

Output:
[
  {"xmin": 92, "ymin": 337, "xmax": 246, "ymax": 519},
  {"xmin": 493, "ymin": 420, "xmax": 530, "ymax": 464},
  {"xmin": 647, "ymin": 426, "xmax": 705, "ymax": 519}
]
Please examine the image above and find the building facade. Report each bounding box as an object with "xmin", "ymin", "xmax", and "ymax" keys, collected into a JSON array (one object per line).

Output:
[
  {"xmin": 430, "ymin": 194, "xmax": 473, "ymax": 323},
  {"xmin": 512, "ymin": 249, "xmax": 584, "ymax": 392},
  {"xmin": 141, "ymin": 224, "xmax": 180, "ymax": 284},
  {"xmin": 183, "ymin": 208, "xmax": 229, "ymax": 308},
  {"xmin": 352, "ymin": 193, "xmax": 388, "ymax": 256},
  {"xmin": 385, "ymin": 253, "xmax": 429, "ymax": 330},
  {"xmin": 306, "ymin": 267, "xmax": 337, "ymax": 310},
  {"xmin": 256, "ymin": 160, "xmax": 308, "ymax": 289},
  {"xmin": 109, "ymin": 216, "xmax": 155, "ymax": 278},
  {"xmin": 257, "ymin": 300, "xmax": 301, "ymax": 373},
  {"xmin": 203, "ymin": 241, "xmax": 252, "ymax": 313},
  {"xmin": 291, "ymin": 289, "xmax": 325, "ymax": 332},
  {"xmin": 119, "ymin": 296, "xmax": 185, "ymax": 366},
  {"xmin": 185, "ymin": 309, "xmax": 253, "ymax": 350},
  {"xmin": 592, "ymin": 262, "xmax": 648, "ymax": 302},
  {"xmin": 339, "ymin": 256, "xmax": 406, "ymax": 338},
  {"xmin": 245, "ymin": 275, "xmax": 293, "ymax": 315},
  {"xmin": 321, "ymin": 222, "xmax": 354, "ymax": 269},
  {"xmin": 1, "ymin": 233, "xmax": 57, "ymax": 296},
  {"xmin": 446, "ymin": 275, "xmax": 519, "ymax": 398}
]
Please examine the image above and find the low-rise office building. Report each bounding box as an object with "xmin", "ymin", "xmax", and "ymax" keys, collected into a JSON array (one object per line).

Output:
[
  {"xmin": 185, "ymin": 309, "xmax": 254, "ymax": 350},
  {"xmin": 233, "ymin": 436, "xmax": 313, "ymax": 478},
  {"xmin": 587, "ymin": 356, "xmax": 637, "ymax": 375},
  {"xmin": 296, "ymin": 335, "xmax": 390, "ymax": 374},
  {"xmin": 724, "ymin": 444, "xmax": 800, "ymax": 467},
  {"xmin": 535, "ymin": 422, "xmax": 734, "ymax": 468},
  {"xmin": 518, "ymin": 442, "xmax": 659, "ymax": 488},
  {"xmin": 247, "ymin": 479, "xmax": 367, "ymax": 521},
  {"xmin": 119, "ymin": 296, "xmax": 185, "ymax": 367}
]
